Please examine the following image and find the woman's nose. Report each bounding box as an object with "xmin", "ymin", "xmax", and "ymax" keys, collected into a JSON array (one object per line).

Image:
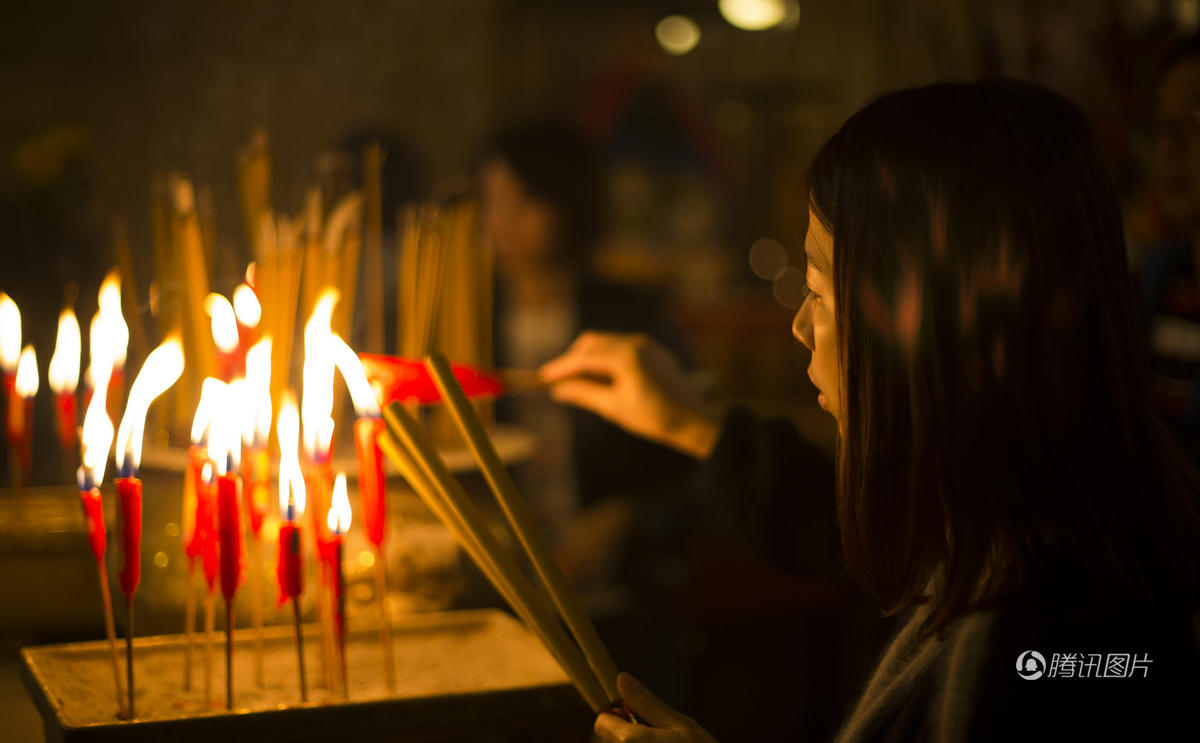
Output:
[{"xmin": 792, "ymin": 299, "xmax": 814, "ymax": 351}]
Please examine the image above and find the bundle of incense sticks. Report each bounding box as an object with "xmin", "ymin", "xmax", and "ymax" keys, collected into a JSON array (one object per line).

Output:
[{"xmin": 375, "ymin": 352, "xmax": 625, "ymax": 716}]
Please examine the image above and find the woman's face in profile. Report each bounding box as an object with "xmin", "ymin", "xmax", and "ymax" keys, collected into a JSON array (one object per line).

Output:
[
  {"xmin": 794, "ymin": 208, "xmax": 841, "ymax": 428},
  {"xmin": 479, "ymin": 157, "xmax": 559, "ymax": 270}
]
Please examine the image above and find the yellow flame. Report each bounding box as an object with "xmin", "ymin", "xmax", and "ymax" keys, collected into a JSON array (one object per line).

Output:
[
  {"xmin": 277, "ymin": 395, "xmax": 306, "ymax": 515},
  {"xmin": 0, "ymin": 293, "xmax": 20, "ymax": 372},
  {"xmin": 49, "ymin": 309, "xmax": 82, "ymax": 394},
  {"xmin": 233, "ymin": 284, "xmax": 261, "ymax": 328},
  {"xmin": 115, "ymin": 337, "xmax": 184, "ymax": 475},
  {"xmin": 327, "ymin": 472, "xmax": 352, "ymax": 533},
  {"xmin": 331, "ymin": 334, "xmax": 380, "ymax": 417},
  {"xmin": 190, "ymin": 377, "xmax": 223, "ymax": 445},
  {"xmin": 15, "ymin": 345, "xmax": 38, "ymax": 397},
  {"xmin": 244, "ymin": 337, "xmax": 272, "ymax": 445},
  {"xmin": 302, "ymin": 289, "xmax": 339, "ymax": 457},
  {"xmin": 206, "ymin": 378, "xmax": 241, "ymax": 475},
  {"xmin": 80, "ymin": 369, "xmax": 114, "ymax": 486},
  {"xmin": 97, "ymin": 271, "xmax": 129, "ymax": 367},
  {"xmin": 204, "ymin": 293, "xmax": 239, "ymax": 354}
]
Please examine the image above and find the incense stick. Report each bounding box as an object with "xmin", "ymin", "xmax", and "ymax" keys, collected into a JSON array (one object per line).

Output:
[
  {"xmin": 373, "ymin": 546, "xmax": 396, "ymax": 692},
  {"xmin": 377, "ymin": 405, "xmax": 608, "ymax": 711},
  {"xmin": 125, "ymin": 599, "xmax": 135, "ymax": 719},
  {"xmin": 425, "ymin": 353, "xmax": 620, "ymax": 701}
]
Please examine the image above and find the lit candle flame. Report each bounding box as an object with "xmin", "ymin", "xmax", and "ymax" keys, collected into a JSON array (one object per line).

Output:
[
  {"xmin": 49, "ymin": 309, "xmax": 82, "ymax": 394},
  {"xmin": 204, "ymin": 293, "xmax": 239, "ymax": 354},
  {"xmin": 327, "ymin": 472, "xmax": 352, "ymax": 534},
  {"xmin": 15, "ymin": 345, "xmax": 38, "ymax": 398},
  {"xmin": 244, "ymin": 337, "xmax": 272, "ymax": 446},
  {"xmin": 206, "ymin": 377, "xmax": 241, "ymax": 475},
  {"xmin": 0, "ymin": 293, "xmax": 20, "ymax": 373},
  {"xmin": 302, "ymin": 289, "xmax": 339, "ymax": 458},
  {"xmin": 97, "ymin": 271, "xmax": 129, "ymax": 368},
  {"xmin": 331, "ymin": 334, "xmax": 380, "ymax": 418},
  {"xmin": 115, "ymin": 337, "xmax": 184, "ymax": 476},
  {"xmin": 191, "ymin": 377, "xmax": 224, "ymax": 446},
  {"xmin": 80, "ymin": 369, "xmax": 114, "ymax": 487},
  {"xmin": 277, "ymin": 395, "xmax": 306, "ymax": 516},
  {"xmin": 233, "ymin": 284, "xmax": 261, "ymax": 329}
]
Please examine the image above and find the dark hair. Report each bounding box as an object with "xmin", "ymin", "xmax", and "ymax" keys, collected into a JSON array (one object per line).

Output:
[
  {"xmin": 807, "ymin": 79, "xmax": 1200, "ymax": 636},
  {"xmin": 478, "ymin": 119, "xmax": 602, "ymax": 264}
]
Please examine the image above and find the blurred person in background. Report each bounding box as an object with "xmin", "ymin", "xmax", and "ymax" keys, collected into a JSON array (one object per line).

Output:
[
  {"xmin": 478, "ymin": 119, "xmax": 694, "ymax": 595},
  {"xmin": 1143, "ymin": 32, "xmax": 1200, "ymax": 465}
]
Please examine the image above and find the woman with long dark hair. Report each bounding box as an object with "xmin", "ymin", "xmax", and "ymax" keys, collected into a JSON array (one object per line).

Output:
[{"xmin": 543, "ymin": 79, "xmax": 1200, "ymax": 740}]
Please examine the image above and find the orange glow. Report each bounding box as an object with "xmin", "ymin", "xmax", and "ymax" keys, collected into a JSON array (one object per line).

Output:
[
  {"xmin": 97, "ymin": 271, "xmax": 129, "ymax": 368},
  {"xmin": 0, "ymin": 293, "xmax": 20, "ymax": 372},
  {"xmin": 302, "ymin": 289, "xmax": 339, "ymax": 457},
  {"xmin": 233, "ymin": 284, "xmax": 262, "ymax": 328},
  {"xmin": 15, "ymin": 345, "xmax": 38, "ymax": 397},
  {"xmin": 204, "ymin": 293, "xmax": 239, "ymax": 353},
  {"xmin": 327, "ymin": 472, "xmax": 352, "ymax": 534},
  {"xmin": 331, "ymin": 334, "xmax": 380, "ymax": 417},
  {"xmin": 115, "ymin": 337, "xmax": 184, "ymax": 475},
  {"xmin": 244, "ymin": 337, "xmax": 272, "ymax": 445},
  {"xmin": 49, "ymin": 309, "xmax": 81, "ymax": 394},
  {"xmin": 80, "ymin": 368, "xmax": 114, "ymax": 486},
  {"xmin": 277, "ymin": 395, "xmax": 306, "ymax": 515}
]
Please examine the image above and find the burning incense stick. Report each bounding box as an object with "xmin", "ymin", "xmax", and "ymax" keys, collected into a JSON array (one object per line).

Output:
[
  {"xmin": 425, "ymin": 353, "xmax": 620, "ymax": 701},
  {"xmin": 378, "ymin": 403, "xmax": 608, "ymax": 712}
]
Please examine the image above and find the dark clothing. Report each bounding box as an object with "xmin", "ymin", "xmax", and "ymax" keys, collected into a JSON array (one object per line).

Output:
[{"xmin": 693, "ymin": 407, "xmax": 1200, "ymax": 742}]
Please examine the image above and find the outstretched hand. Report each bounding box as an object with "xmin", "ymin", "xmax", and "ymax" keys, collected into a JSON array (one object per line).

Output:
[
  {"xmin": 594, "ymin": 673, "xmax": 720, "ymax": 743},
  {"xmin": 539, "ymin": 331, "xmax": 722, "ymax": 459}
]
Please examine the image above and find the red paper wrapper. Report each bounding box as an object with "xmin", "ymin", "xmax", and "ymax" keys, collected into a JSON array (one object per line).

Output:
[
  {"xmin": 55, "ymin": 392, "xmax": 77, "ymax": 452},
  {"xmin": 217, "ymin": 473, "xmax": 244, "ymax": 601},
  {"xmin": 358, "ymin": 355, "xmax": 505, "ymax": 405},
  {"xmin": 79, "ymin": 488, "xmax": 106, "ymax": 564},
  {"xmin": 115, "ymin": 477, "xmax": 142, "ymax": 597},
  {"xmin": 303, "ymin": 459, "xmax": 332, "ymax": 543},
  {"xmin": 241, "ymin": 448, "xmax": 270, "ymax": 537},
  {"xmin": 353, "ymin": 417, "xmax": 386, "ymax": 548},
  {"xmin": 276, "ymin": 521, "xmax": 304, "ymax": 605}
]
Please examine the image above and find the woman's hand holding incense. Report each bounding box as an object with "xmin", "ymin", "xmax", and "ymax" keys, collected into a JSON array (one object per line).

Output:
[
  {"xmin": 540, "ymin": 331, "xmax": 721, "ymax": 460},
  {"xmin": 593, "ymin": 673, "xmax": 719, "ymax": 743}
]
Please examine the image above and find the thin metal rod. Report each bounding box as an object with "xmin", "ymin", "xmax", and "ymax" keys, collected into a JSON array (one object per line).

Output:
[
  {"xmin": 292, "ymin": 598, "xmax": 308, "ymax": 702},
  {"xmin": 374, "ymin": 547, "xmax": 396, "ymax": 692},
  {"xmin": 225, "ymin": 600, "xmax": 234, "ymax": 710},
  {"xmin": 125, "ymin": 599, "xmax": 135, "ymax": 719}
]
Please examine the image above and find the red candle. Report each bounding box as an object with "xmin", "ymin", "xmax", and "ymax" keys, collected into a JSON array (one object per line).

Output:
[
  {"xmin": 353, "ymin": 417, "xmax": 387, "ymax": 548},
  {"xmin": 115, "ymin": 477, "xmax": 143, "ymax": 598},
  {"xmin": 276, "ymin": 521, "xmax": 304, "ymax": 604},
  {"xmin": 55, "ymin": 392, "xmax": 78, "ymax": 452},
  {"xmin": 217, "ymin": 472, "xmax": 244, "ymax": 602},
  {"xmin": 200, "ymin": 476, "xmax": 220, "ymax": 593},
  {"xmin": 79, "ymin": 487, "xmax": 107, "ymax": 565},
  {"xmin": 183, "ymin": 446, "xmax": 208, "ymax": 561}
]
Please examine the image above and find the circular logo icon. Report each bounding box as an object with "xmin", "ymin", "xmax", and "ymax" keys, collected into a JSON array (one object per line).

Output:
[{"xmin": 1016, "ymin": 650, "xmax": 1046, "ymax": 680}]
